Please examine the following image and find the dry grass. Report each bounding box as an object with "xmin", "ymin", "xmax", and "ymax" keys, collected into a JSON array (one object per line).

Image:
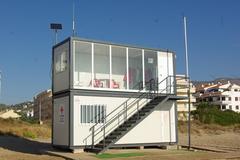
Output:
[
  {"xmin": 1, "ymin": 118, "xmax": 239, "ymax": 140},
  {"xmin": 0, "ymin": 118, "xmax": 51, "ymax": 139},
  {"xmin": 178, "ymin": 120, "xmax": 240, "ymax": 135}
]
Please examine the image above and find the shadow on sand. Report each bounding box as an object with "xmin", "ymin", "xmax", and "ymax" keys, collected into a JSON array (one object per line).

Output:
[{"xmin": 0, "ymin": 135, "xmax": 72, "ymax": 159}]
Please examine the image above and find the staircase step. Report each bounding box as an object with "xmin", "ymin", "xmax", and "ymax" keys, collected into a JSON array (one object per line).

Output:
[
  {"xmin": 149, "ymin": 102, "xmax": 160, "ymax": 105},
  {"xmin": 98, "ymin": 139, "xmax": 113, "ymax": 145},
  {"xmin": 85, "ymin": 147, "xmax": 102, "ymax": 153},
  {"xmin": 139, "ymin": 112, "xmax": 147, "ymax": 116},
  {"xmin": 106, "ymin": 135, "xmax": 119, "ymax": 140},
  {"xmin": 94, "ymin": 144, "xmax": 104, "ymax": 148},
  {"xmin": 147, "ymin": 103, "xmax": 157, "ymax": 107},
  {"xmin": 115, "ymin": 128, "xmax": 127, "ymax": 132},
  {"xmin": 141, "ymin": 108, "xmax": 152, "ymax": 112},
  {"xmin": 130, "ymin": 115, "xmax": 141, "ymax": 120},
  {"xmin": 110, "ymin": 132, "xmax": 122, "ymax": 136},
  {"xmin": 119, "ymin": 125, "xmax": 131, "ymax": 129},
  {"xmin": 128, "ymin": 119, "xmax": 137, "ymax": 123},
  {"xmin": 124, "ymin": 120, "xmax": 135, "ymax": 125}
]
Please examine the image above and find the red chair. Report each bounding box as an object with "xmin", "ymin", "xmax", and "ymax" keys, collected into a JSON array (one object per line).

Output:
[
  {"xmin": 89, "ymin": 79, "xmax": 103, "ymax": 87},
  {"xmin": 111, "ymin": 80, "xmax": 119, "ymax": 89}
]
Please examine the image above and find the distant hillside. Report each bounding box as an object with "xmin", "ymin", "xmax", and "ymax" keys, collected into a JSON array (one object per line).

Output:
[
  {"xmin": 192, "ymin": 77, "xmax": 240, "ymax": 87},
  {"xmin": 0, "ymin": 104, "xmax": 9, "ymax": 112},
  {"xmin": 10, "ymin": 101, "xmax": 34, "ymax": 110},
  {"xmin": 213, "ymin": 77, "xmax": 240, "ymax": 86},
  {"xmin": 0, "ymin": 101, "xmax": 33, "ymax": 112}
]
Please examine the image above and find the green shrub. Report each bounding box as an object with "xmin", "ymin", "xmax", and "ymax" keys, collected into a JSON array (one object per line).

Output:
[
  {"xmin": 192, "ymin": 102, "xmax": 240, "ymax": 126},
  {"xmin": 23, "ymin": 130, "xmax": 37, "ymax": 139},
  {"xmin": 19, "ymin": 112, "xmax": 37, "ymax": 124},
  {"xmin": 95, "ymin": 153, "xmax": 145, "ymax": 159}
]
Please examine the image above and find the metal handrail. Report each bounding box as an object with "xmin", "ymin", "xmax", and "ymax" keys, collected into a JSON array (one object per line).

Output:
[
  {"xmin": 91, "ymin": 76, "xmax": 172, "ymax": 129},
  {"xmin": 86, "ymin": 80, "xmax": 146, "ymax": 124},
  {"xmin": 83, "ymin": 75, "xmax": 176, "ymax": 147}
]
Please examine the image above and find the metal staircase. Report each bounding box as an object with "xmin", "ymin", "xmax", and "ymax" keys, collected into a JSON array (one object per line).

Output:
[{"xmin": 83, "ymin": 76, "xmax": 176, "ymax": 154}]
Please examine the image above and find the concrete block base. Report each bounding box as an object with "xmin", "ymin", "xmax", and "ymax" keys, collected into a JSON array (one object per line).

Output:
[
  {"xmin": 158, "ymin": 145, "xmax": 178, "ymax": 150},
  {"xmin": 72, "ymin": 148, "xmax": 84, "ymax": 153},
  {"xmin": 139, "ymin": 146, "xmax": 144, "ymax": 150},
  {"xmin": 177, "ymin": 145, "xmax": 182, "ymax": 150}
]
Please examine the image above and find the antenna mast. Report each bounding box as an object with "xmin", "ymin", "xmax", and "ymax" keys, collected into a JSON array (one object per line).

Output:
[{"xmin": 72, "ymin": 1, "xmax": 76, "ymax": 36}]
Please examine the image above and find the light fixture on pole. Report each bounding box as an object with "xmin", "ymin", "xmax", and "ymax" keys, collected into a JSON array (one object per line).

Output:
[
  {"xmin": 183, "ymin": 16, "xmax": 191, "ymax": 150},
  {"xmin": 50, "ymin": 23, "xmax": 63, "ymax": 45}
]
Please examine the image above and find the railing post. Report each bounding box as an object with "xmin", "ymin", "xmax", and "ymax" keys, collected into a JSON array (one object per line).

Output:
[
  {"xmin": 167, "ymin": 76, "xmax": 170, "ymax": 94},
  {"xmin": 125, "ymin": 101, "xmax": 127, "ymax": 120},
  {"xmin": 91, "ymin": 126, "xmax": 95, "ymax": 149},
  {"xmin": 137, "ymin": 101, "xmax": 139, "ymax": 120},
  {"xmin": 153, "ymin": 79, "xmax": 155, "ymax": 94},
  {"xmin": 103, "ymin": 123, "xmax": 106, "ymax": 148},
  {"xmin": 166, "ymin": 77, "xmax": 168, "ymax": 94},
  {"xmin": 170, "ymin": 76, "xmax": 172, "ymax": 94},
  {"xmin": 150, "ymin": 79, "xmax": 153, "ymax": 99},
  {"xmin": 174, "ymin": 76, "xmax": 177, "ymax": 95},
  {"xmin": 118, "ymin": 112, "xmax": 120, "ymax": 126}
]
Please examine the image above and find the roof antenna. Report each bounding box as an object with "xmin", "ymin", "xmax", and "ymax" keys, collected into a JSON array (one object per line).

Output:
[{"xmin": 72, "ymin": 0, "xmax": 76, "ymax": 36}]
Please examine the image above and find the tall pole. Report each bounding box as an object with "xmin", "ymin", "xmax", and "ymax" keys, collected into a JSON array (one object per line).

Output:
[
  {"xmin": 0, "ymin": 71, "xmax": 2, "ymax": 102},
  {"xmin": 184, "ymin": 16, "xmax": 191, "ymax": 150},
  {"xmin": 72, "ymin": 0, "xmax": 76, "ymax": 36},
  {"xmin": 55, "ymin": 30, "xmax": 58, "ymax": 45},
  {"xmin": 39, "ymin": 96, "xmax": 42, "ymax": 125},
  {"xmin": 184, "ymin": 17, "xmax": 189, "ymax": 78}
]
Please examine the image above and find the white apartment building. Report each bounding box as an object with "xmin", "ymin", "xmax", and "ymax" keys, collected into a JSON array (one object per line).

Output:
[
  {"xmin": 196, "ymin": 82, "xmax": 240, "ymax": 112},
  {"xmin": 176, "ymin": 75, "xmax": 196, "ymax": 120}
]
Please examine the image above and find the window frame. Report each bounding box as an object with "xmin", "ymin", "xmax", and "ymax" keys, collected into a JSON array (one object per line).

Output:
[
  {"xmin": 73, "ymin": 40, "xmax": 162, "ymax": 92},
  {"xmin": 80, "ymin": 104, "xmax": 106, "ymax": 124}
]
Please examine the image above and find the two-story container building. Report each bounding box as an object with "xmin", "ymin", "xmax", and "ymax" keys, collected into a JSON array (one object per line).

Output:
[{"xmin": 52, "ymin": 37, "xmax": 179, "ymax": 153}]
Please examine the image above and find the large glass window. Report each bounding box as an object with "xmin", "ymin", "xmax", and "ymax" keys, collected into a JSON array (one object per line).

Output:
[
  {"xmin": 112, "ymin": 46, "xmax": 126, "ymax": 89},
  {"xmin": 55, "ymin": 50, "xmax": 67, "ymax": 73},
  {"xmin": 94, "ymin": 44, "xmax": 110, "ymax": 88},
  {"xmin": 144, "ymin": 50, "xmax": 158, "ymax": 90},
  {"xmin": 74, "ymin": 41, "xmax": 92, "ymax": 87},
  {"xmin": 72, "ymin": 40, "xmax": 164, "ymax": 92},
  {"xmin": 128, "ymin": 48, "xmax": 143, "ymax": 89}
]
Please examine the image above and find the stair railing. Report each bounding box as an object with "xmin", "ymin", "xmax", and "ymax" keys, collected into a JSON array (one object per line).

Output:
[{"xmin": 83, "ymin": 75, "xmax": 176, "ymax": 148}]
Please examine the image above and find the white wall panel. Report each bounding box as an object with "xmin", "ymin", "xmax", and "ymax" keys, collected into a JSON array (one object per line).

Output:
[{"xmin": 53, "ymin": 96, "xmax": 69, "ymax": 146}]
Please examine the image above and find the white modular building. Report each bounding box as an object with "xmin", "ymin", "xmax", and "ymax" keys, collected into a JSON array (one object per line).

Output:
[{"xmin": 52, "ymin": 37, "xmax": 181, "ymax": 153}]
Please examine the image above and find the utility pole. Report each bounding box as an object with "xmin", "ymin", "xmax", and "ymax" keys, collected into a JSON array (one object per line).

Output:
[
  {"xmin": 39, "ymin": 96, "xmax": 43, "ymax": 125},
  {"xmin": 184, "ymin": 16, "xmax": 191, "ymax": 150}
]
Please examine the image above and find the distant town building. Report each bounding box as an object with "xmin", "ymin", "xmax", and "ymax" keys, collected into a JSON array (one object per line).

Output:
[
  {"xmin": 33, "ymin": 89, "xmax": 52, "ymax": 121},
  {"xmin": 176, "ymin": 75, "xmax": 196, "ymax": 120},
  {"xmin": 26, "ymin": 109, "xmax": 34, "ymax": 117},
  {"xmin": 195, "ymin": 81, "xmax": 240, "ymax": 112}
]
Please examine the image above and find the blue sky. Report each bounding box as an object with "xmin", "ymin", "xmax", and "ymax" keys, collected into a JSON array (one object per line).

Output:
[{"xmin": 0, "ymin": 0, "xmax": 240, "ymax": 104}]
